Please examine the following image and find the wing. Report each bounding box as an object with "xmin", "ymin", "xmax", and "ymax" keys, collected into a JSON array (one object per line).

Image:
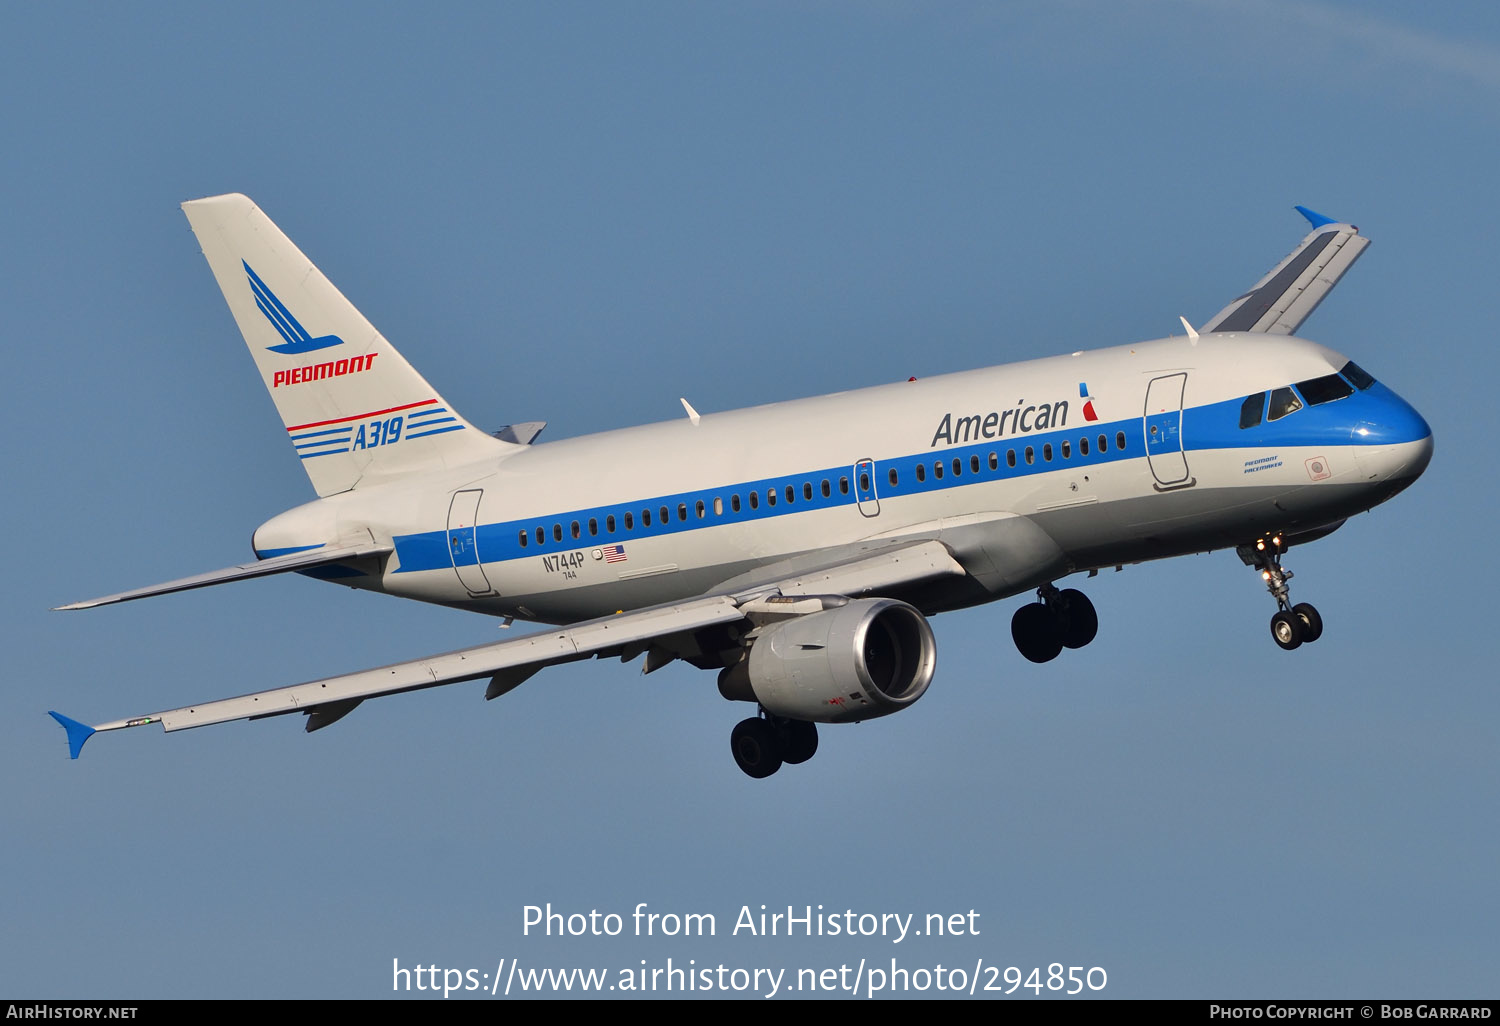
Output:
[
  {"xmin": 50, "ymin": 539, "xmax": 966, "ymax": 758},
  {"xmin": 54, "ymin": 543, "xmax": 394, "ymax": 610},
  {"xmin": 1201, "ymin": 206, "xmax": 1370, "ymax": 336}
]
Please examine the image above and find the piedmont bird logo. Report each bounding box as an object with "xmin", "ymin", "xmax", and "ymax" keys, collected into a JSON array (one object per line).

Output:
[
  {"xmin": 1079, "ymin": 382, "xmax": 1100, "ymax": 422},
  {"xmin": 244, "ymin": 260, "xmax": 345, "ymax": 355}
]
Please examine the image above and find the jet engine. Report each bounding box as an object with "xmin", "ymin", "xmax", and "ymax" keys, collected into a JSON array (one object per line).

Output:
[{"xmin": 717, "ymin": 598, "xmax": 936, "ymax": 723}]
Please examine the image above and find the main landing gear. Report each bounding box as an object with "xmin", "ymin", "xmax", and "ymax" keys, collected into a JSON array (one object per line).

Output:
[
  {"xmin": 729, "ymin": 713, "xmax": 819, "ymax": 779},
  {"xmin": 1011, "ymin": 583, "xmax": 1098, "ymax": 663},
  {"xmin": 1238, "ymin": 534, "xmax": 1324, "ymax": 651}
]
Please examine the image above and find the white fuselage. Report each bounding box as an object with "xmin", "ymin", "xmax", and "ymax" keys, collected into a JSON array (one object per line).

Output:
[{"xmin": 251, "ymin": 332, "xmax": 1432, "ymax": 626}]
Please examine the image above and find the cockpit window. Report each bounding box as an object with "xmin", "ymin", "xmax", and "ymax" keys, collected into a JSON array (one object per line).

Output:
[
  {"xmin": 1239, "ymin": 392, "xmax": 1265, "ymax": 429},
  {"xmin": 1296, "ymin": 374, "xmax": 1354, "ymax": 406},
  {"xmin": 1268, "ymin": 386, "xmax": 1303, "ymax": 422},
  {"xmin": 1340, "ymin": 360, "xmax": 1376, "ymax": 390}
]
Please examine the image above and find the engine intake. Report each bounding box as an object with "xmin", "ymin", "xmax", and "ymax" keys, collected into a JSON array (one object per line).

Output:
[{"xmin": 718, "ymin": 598, "xmax": 936, "ymax": 723}]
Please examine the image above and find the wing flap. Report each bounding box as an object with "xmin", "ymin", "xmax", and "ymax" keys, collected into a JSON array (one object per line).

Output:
[
  {"xmin": 55, "ymin": 543, "xmax": 393, "ymax": 610},
  {"xmin": 1202, "ymin": 209, "xmax": 1370, "ymax": 336},
  {"xmin": 764, "ymin": 539, "xmax": 966, "ymax": 597}
]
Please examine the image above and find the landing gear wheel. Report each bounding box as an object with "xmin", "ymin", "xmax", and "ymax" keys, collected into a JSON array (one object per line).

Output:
[
  {"xmin": 1057, "ymin": 588, "xmax": 1098, "ymax": 649},
  {"xmin": 1270, "ymin": 610, "xmax": 1303, "ymax": 651},
  {"xmin": 730, "ymin": 717, "xmax": 784, "ymax": 778},
  {"xmin": 1292, "ymin": 602, "xmax": 1323, "ymax": 644},
  {"xmin": 781, "ymin": 720, "xmax": 819, "ymax": 765},
  {"xmin": 1012, "ymin": 602, "xmax": 1063, "ymax": 663}
]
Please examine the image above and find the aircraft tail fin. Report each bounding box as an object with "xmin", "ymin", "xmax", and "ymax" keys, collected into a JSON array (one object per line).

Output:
[{"xmin": 181, "ymin": 193, "xmax": 518, "ymax": 496}]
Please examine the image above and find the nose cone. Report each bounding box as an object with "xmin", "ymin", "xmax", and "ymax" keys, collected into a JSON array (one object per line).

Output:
[
  {"xmin": 1354, "ymin": 383, "xmax": 1431, "ymax": 446},
  {"xmin": 1353, "ymin": 385, "xmax": 1433, "ymax": 493}
]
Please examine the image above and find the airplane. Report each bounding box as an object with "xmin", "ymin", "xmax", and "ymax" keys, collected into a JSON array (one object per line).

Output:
[{"xmin": 49, "ymin": 194, "xmax": 1433, "ymax": 778}]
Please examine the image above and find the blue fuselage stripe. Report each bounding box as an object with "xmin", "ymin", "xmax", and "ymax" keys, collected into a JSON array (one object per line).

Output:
[{"xmin": 390, "ymin": 384, "xmax": 1428, "ymax": 576}]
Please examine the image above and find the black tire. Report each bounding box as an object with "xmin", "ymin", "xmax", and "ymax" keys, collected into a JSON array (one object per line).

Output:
[
  {"xmin": 730, "ymin": 717, "xmax": 783, "ymax": 778},
  {"xmin": 781, "ymin": 720, "xmax": 819, "ymax": 765},
  {"xmin": 1292, "ymin": 602, "xmax": 1323, "ymax": 644},
  {"xmin": 1012, "ymin": 602, "xmax": 1063, "ymax": 663},
  {"xmin": 1058, "ymin": 589, "xmax": 1098, "ymax": 649},
  {"xmin": 1270, "ymin": 610, "xmax": 1303, "ymax": 651}
]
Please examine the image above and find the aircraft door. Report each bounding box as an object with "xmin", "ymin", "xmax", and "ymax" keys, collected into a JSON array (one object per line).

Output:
[
  {"xmin": 1143, "ymin": 373, "xmax": 1195, "ymax": 490},
  {"xmin": 853, "ymin": 458, "xmax": 881, "ymax": 517},
  {"xmin": 447, "ymin": 489, "xmax": 496, "ymax": 595}
]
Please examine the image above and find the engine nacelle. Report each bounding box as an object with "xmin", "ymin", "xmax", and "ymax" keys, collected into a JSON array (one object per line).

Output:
[{"xmin": 718, "ymin": 598, "xmax": 937, "ymax": 723}]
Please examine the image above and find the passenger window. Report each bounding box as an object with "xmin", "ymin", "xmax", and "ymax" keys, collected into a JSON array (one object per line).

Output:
[
  {"xmin": 888, "ymin": 468, "xmax": 899, "ymax": 487},
  {"xmin": 1025, "ymin": 446, "xmax": 1034, "ymax": 465},
  {"xmin": 988, "ymin": 452, "xmax": 998, "ymax": 471},
  {"xmin": 642, "ymin": 509, "xmax": 652, "ymax": 527},
  {"xmin": 803, "ymin": 482, "xmax": 813, "ymax": 501},
  {"xmin": 1240, "ymin": 392, "xmax": 1266, "ymax": 430},
  {"xmin": 713, "ymin": 497, "xmax": 723, "ymax": 516},
  {"xmin": 1268, "ymin": 386, "xmax": 1303, "ymax": 421},
  {"xmin": 570, "ymin": 521, "xmax": 580, "ymax": 540},
  {"xmin": 661, "ymin": 506, "xmax": 670, "ymax": 525},
  {"xmin": 553, "ymin": 524, "xmax": 562, "ymax": 542},
  {"xmin": 695, "ymin": 499, "xmax": 706, "ymax": 518},
  {"xmin": 1116, "ymin": 431, "xmax": 1126, "ymax": 450},
  {"xmin": 767, "ymin": 488, "xmax": 777, "ymax": 507},
  {"xmin": 747, "ymin": 491, "xmax": 757, "ymax": 510},
  {"xmin": 518, "ymin": 530, "xmax": 528, "ymax": 548},
  {"xmin": 820, "ymin": 479, "xmax": 831, "ymax": 498},
  {"xmin": 971, "ymin": 455, "xmax": 981, "ymax": 474},
  {"xmin": 588, "ymin": 518, "xmax": 598, "ymax": 536},
  {"xmin": 859, "ymin": 472, "xmax": 870, "ymax": 492},
  {"xmin": 536, "ymin": 527, "xmax": 545, "ymax": 545},
  {"xmin": 1098, "ymin": 434, "xmax": 1108, "ymax": 453},
  {"xmin": 625, "ymin": 511, "xmax": 635, "ymax": 530},
  {"xmin": 915, "ymin": 463, "xmax": 926, "ymax": 483},
  {"xmin": 786, "ymin": 485, "xmax": 795, "ymax": 504},
  {"xmin": 934, "ymin": 461, "xmax": 944, "ymax": 480},
  {"xmin": 1043, "ymin": 443, "xmax": 1053, "ymax": 462},
  {"xmin": 951, "ymin": 458, "xmax": 961, "ymax": 476},
  {"xmin": 1296, "ymin": 374, "xmax": 1353, "ymax": 406},
  {"xmin": 1061, "ymin": 440, "xmax": 1071, "ymax": 459},
  {"xmin": 1007, "ymin": 449, "xmax": 1016, "ymax": 468},
  {"xmin": 606, "ymin": 514, "xmax": 615, "ymax": 533},
  {"xmin": 1080, "ymin": 436, "xmax": 1089, "ymax": 456},
  {"xmin": 838, "ymin": 476, "xmax": 849, "ymax": 495},
  {"xmin": 677, "ymin": 503, "xmax": 687, "ymax": 522},
  {"xmin": 1340, "ymin": 360, "xmax": 1376, "ymax": 390}
]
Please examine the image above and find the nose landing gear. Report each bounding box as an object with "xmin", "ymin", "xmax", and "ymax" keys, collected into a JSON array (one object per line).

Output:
[
  {"xmin": 1238, "ymin": 534, "xmax": 1323, "ymax": 650},
  {"xmin": 1011, "ymin": 584, "xmax": 1098, "ymax": 663}
]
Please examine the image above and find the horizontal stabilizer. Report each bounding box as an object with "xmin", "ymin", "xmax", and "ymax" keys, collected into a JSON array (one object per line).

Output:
[
  {"xmin": 55, "ymin": 543, "xmax": 392, "ymax": 610},
  {"xmin": 492, "ymin": 422, "xmax": 546, "ymax": 445},
  {"xmin": 1202, "ymin": 208, "xmax": 1370, "ymax": 336}
]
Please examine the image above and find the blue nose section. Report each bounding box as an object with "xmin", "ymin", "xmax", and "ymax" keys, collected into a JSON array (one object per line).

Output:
[{"xmin": 1355, "ymin": 383, "xmax": 1432, "ymax": 446}]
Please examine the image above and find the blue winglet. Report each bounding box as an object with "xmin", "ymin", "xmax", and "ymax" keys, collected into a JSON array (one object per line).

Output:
[
  {"xmin": 48, "ymin": 711, "xmax": 96, "ymax": 760},
  {"xmin": 1295, "ymin": 205, "xmax": 1338, "ymax": 230}
]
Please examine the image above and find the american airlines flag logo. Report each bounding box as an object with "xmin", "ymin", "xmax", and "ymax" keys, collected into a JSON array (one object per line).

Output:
[{"xmin": 602, "ymin": 544, "xmax": 628, "ymax": 563}]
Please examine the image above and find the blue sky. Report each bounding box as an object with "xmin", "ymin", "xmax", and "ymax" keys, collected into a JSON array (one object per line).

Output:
[{"xmin": 3, "ymin": 1, "xmax": 1495, "ymax": 999}]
